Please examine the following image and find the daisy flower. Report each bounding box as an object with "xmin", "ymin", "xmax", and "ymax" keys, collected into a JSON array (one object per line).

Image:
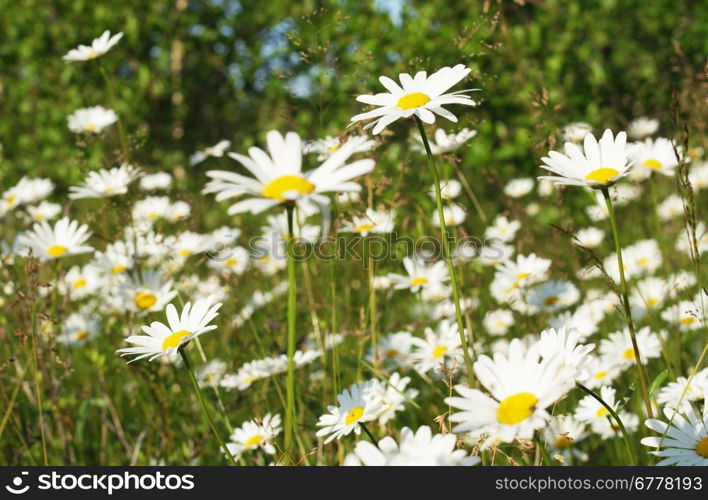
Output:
[
  {"xmin": 26, "ymin": 202, "xmax": 62, "ymax": 223},
  {"xmin": 413, "ymin": 128, "xmax": 477, "ymax": 155},
  {"xmin": 227, "ymin": 414, "xmax": 282, "ymax": 457},
  {"xmin": 629, "ymin": 137, "xmax": 681, "ymax": 180},
  {"xmin": 574, "ymin": 227, "xmax": 604, "ymax": 248},
  {"xmin": 575, "ymin": 386, "xmax": 639, "ymax": 439},
  {"xmin": 538, "ymin": 129, "xmax": 631, "ymax": 188},
  {"xmin": 303, "ymin": 135, "xmax": 375, "ymax": 161},
  {"xmin": 67, "ymin": 106, "xmax": 117, "ymax": 134},
  {"xmin": 482, "ymin": 309, "xmax": 515, "ymax": 336},
  {"xmin": 428, "ymin": 179, "xmax": 462, "ymax": 201},
  {"xmin": 582, "ymin": 356, "xmax": 623, "ymax": 389},
  {"xmin": 207, "ymin": 245, "xmax": 249, "ymax": 275},
  {"xmin": 56, "ymin": 313, "xmax": 100, "ymax": 346},
  {"xmin": 525, "ymin": 280, "xmax": 580, "ymax": 313},
  {"xmin": 561, "ymin": 122, "xmax": 592, "ymax": 143},
  {"xmin": 350, "ymin": 64, "xmax": 479, "ymax": 134},
  {"xmin": 69, "ymin": 164, "xmax": 141, "ymax": 199},
  {"xmin": 131, "ymin": 196, "xmax": 171, "ymax": 224},
  {"xmin": 503, "ymin": 178, "xmax": 534, "ymax": 198},
  {"xmin": 484, "ymin": 215, "xmax": 521, "ymax": 243},
  {"xmin": 139, "ymin": 172, "xmax": 173, "ymax": 191},
  {"xmin": 387, "ymin": 257, "xmax": 449, "ymax": 293},
  {"xmin": 369, "ymin": 331, "xmax": 414, "ymax": 367},
  {"xmin": 676, "ymin": 222, "xmax": 708, "ymax": 257},
  {"xmin": 446, "ymin": 339, "xmax": 575, "ymax": 445},
  {"xmin": 60, "ymin": 264, "xmax": 102, "ymax": 299},
  {"xmin": 628, "ymin": 117, "xmax": 659, "ymax": 140},
  {"xmin": 120, "ymin": 269, "xmax": 178, "ymax": 314},
  {"xmin": 62, "ymin": 30, "xmax": 123, "ymax": 61},
  {"xmin": 196, "ymin": 359, "xmax": 228, "ymax": 388},
  {"xmin": 629, "ymin": 277, "xmax": 668, "ymax": 317},
  {"xmin": 18, "ymin": 217, "xmax": 93, "ymax": 260},
  {"xmin": 5, "ymin": 177, "xmax": 54, "ymax": 207},
  {"xmin": 189, "ymin": 140, "xmax": 231, "ymax": 166},
  {"xmin": 410, "ymin": 320, "xmax": 467, "ymax": 375},
  {"xmin": 536, "ymin": 326, "xmax": 595, "ymax": 382},
  {"xmin": 599, "ymin": 327, "xmax": 662, "ymax": 370},
  {"xmin": 260, "ymin": 212, "xmax": 320, "ymax": 243},
  {"xmin": 661, "ymin": 300, "xmax": 703, "ymax": 331},
  {"xmin": 543, "ymin": 415, "xmax": 588, "ymax": 464},
  {"xmin": 657, "ymin": 369, "xmax": 708, "ymax": 413},
  {"xmin": 549, "ymin": 306, "xmax": 598, "ymax": 341},
  {"xmin": 345, "ymin": 426, "xmax": 479, "ymax": 466},
  {"xmin": 117, "ymin": 296, "xmax": 222, "ymax": 363},
  {"xmin": 371, "ymin": 372, "xmax": 419, "ymax": 424},
  {"xmin": 339, "ymin": 208, "xmax": 395, "ymax": 236},
  {"xmin": 204, "ymin": 131, "xmax": 374, "ymax": 214},
  {"xmin": 316, "ymin": 380, "xmax": 383, "ymax": 443},
  {"xmin": 689, "ymin": 162, "xmax": 708, "ymax": 191},
  {"xmin": 495, "ymin": 253, "xmax": 552, "ymax": 288},
  {"xmin": 432, "ymin": 203, "xmax": 466, "ymax": 227},
  {"xmin": 640, "ymin": 395, "xmax": 708, "ymax": 465},
  {"xmin": 656, "ymin": 194, "xmax": 684, "ymax": 221}
]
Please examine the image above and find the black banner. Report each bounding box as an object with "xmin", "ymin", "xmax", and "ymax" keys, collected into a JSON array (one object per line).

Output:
[{"xmin": 0, "ymin": 466, "xmax": 705, "ymax": 499}]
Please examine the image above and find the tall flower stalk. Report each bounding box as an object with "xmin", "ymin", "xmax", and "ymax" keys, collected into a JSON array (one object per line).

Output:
[
  {"xmin": 601, "ymin": 187, "xmax": 653, "ymax": 418},
  {"xmin": 283, "ymin": 202, "xmax": 298, "ymax": 463},
  {"xmin": 180, "ymin": 348, "xmax": 237, "ymax": 465},
  {"xmin": 415, "ymin": 116, "xmax": 475, "ymax": 385}
]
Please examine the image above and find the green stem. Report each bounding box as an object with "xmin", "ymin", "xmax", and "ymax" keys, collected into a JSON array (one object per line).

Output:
[
  {"xmin": 180, "ymin": 348, "xmax": 237, "ymax": 465},
  {"xmin": 283, "ymin": 203, "xmax": 298, "ymax": 464},
  {"xmin": 99, "ymin": 63, "xmax": 130, "ymax": 163},
  {"xmin": 576, "ymin": 382, "xmax": 637, "ymax": 466},
  {"xmin": 30, "ymin": 301, "xmax": 48, "ymax": 465},
  {"xmin": 415, "ymin": 116, "xmax": 475, "ymax": 385},
  {"xmin": 601, "ymin": 188, "xmax": 653, "ymax": 418},
  {"xmin": 365, "ymin": 236, "xmax": 379, "ymax": 366},
  {"xmin": 358, "ymin": 422, "xmax": 376, "ymax": 444}
]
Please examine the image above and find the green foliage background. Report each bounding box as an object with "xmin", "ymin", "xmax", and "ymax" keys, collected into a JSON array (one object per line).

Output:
[{"xmin": 2, "ymin": 0, "xmax": 706, "ymax": 187}]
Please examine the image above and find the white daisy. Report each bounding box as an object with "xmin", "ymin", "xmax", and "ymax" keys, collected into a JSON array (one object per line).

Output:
[
  {"xmin": 117, "ymin": 296, "xmax": 222, "ymax": 363},
  {"xmin": 60, "ymin": 264, "xmax": 102, "ymax": 299},
  {"xmin": 428, "ymin": 179, "xmax": 462, "ymax": 201},
  {"xmin": 629, "ymin": 137, "xmax": 681, "ymax": 180},
  {"xmin": 575, "ymin": 385, "xmax": 639, "ymax": 439},
  {"xmin": 657, "ymin": 194, "xmax": 685, "ymax": 221},
  {"xmin": 369, "ymin": 331, "xmax": 415, "ymax": 367},
  {"xmin": 56, "ymin": 313, "xmax": 100, "ymax": 346},
  {"xmin": 628, "ymin": 117, "xmax": 659, "ymax": 140},
  {"xmin": 484, "ymin": 216, "xmax": 520, "ymax": 243},
  {"xmin": 25, "ymin": 202, "xmax": 62, "ymax": 223},
  {"xmin": 446, "ymin": 339, "xmax": 575, "ymax": 445},
  {"xmin": 536, "ymin": 326, "xmax": 595, "ymax": 382},
  {"xmin": 538, "ymin": 129, "xmax": 631, "ymax": 188},
  {"xmin": 315, "ymin": 380, "xmax": 383, "ymax": 443},
  {"xmin": 582, "ymin": 356, "xmax": 623, "ymax": 389},
  {"xmin": 207, "ymin": 245, "xmax": 249, "ymax": 275},
  {"xmin": 387, "ymin": 257, "xmax": 449, "ymax": 293},
  {"xmin": 204, "ymin": 131, "xmax": 374, "ymax": 214},
  {"xmin": 661, "ymin": 300, "xmax": 703, "ymax": 331},
  {"xmin": 561, "ymin": 122, "xmax": 592, "ymax": 143},
  {"xmin": 351, "ymin": 64, "xmax": 479, "ymax": 134},
  {"xmin": 676, "ymin": 222, "xmax": 708, "ymax": 257},
  {"xmin": 503, "ymin": 178, "xmax": 534, "ymax": 198},
  {"xmin": 339, "ymin": 208, "xmax": 395, "ymax": 236},
  {"xmin": 432, "ymin": 203, "xmax": 466, "ymax": 227},
  {"xmin": 139, "ymin": 172, "xmax": 173, "ymax": 191},
  {"xmin": 196, "ymin": 359, "xmax": 228, "ymax": 388},
  {"xmin": 189, "ymin": 140, "xmax": 231, "ymax": 166},
  {"xmin": 69, "ymin": 164, "xmax": 141, "ymax": 199},
  {"xmin": 657, "ymin": 369, "xmax": 708, "ymax": 413},
  {"xmin": 641, "ymin": 396, "xmax": 708, "ymax": 465},
  {"xmin": 303, "ymin": 135, "xmax": 375, "ymax": 161},
  {"xmin": 410, "ymin": 319, "xmax": 466, "ymax": 375},
  {"xmin": 525, "ymin": 280, "xmax": 580, "ymax": 313},
  {"xmin": 62, "ymin": 30, "xmax": 123, "ymax": 61},
  {"xmin": 483, "ymin": 309, "xmax": 515, "ymax": 336},
  {"xmin": 18, "ymin": 217, "xmax": 93, "ymax": 260},
  {"xmin": 543, "ymin": 415, "xmax": 588, "ymax": 464},
  {"xmin": 599, "ymin": 327, "xmax": 662, "ymax": 370},
  {"xmin": 345, "ymin": 426, "xmax": 479, "ymax": 466},
  {"xmin": 67, "ymin": 106, "xmax": 117, "ymax": 134},
  {"xmin": 371, "ymin": 372, "xmax": 418, "ymax": 424},
  {"xmin": 413, "ymin": 128, "xmax": 477, "ymax": 155},
  {"xmin": 574, "ymin": 227, "xmax": 604, "ymax": 248},
  {"xmin": 120, "ymin": 269, "xmax": 178, "ymax": 314},
  {"xmin": 227, "ymin": 414, "xmax": 282, "ymax": 457}
]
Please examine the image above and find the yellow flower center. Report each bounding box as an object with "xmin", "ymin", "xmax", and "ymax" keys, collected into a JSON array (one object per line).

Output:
[
  {"xmin": 33, "ymin": 214, "xmax": 46, "ymax": 221},
  {"xmin": 543, "ymin": 295, "xmax": 559, "ymax": 306},
  {"xmin": 554, "ymin": 435, "xmax": 574, "ymax": 450},
  {"xmin": 225, "ymin": 258, "xmax": 238, "ymax": 268},
  {"xmin": 680, "ymin": 316, "xmax": 696, "ymax": 325},
  {"xmin": 75, "ymin": 331, "xmax": 89, "ymax": 341},
  {"xmin": 111, "ymin": 265, "xmax": 127, "ymax": 274},
  {"xmin": 6, "ymin": 194, "xmax": 17, "ymax": 205},
  {"xmin": 647, "ymin": 297, "xmax": 659, "ymax": 307},
  {"xmin": 585, "ymin": 167, "xmax": 619, "ymax": 184},
  {"xmin": 355, "ymin": 223, "xmax": 375, "ymax": 233},
  {"xmin": 384, "ymin": 349, "xmax": 399, "ymax": 359},
  {"xmin": 47, "ymin": 245, "xmax": 68, "ymax": 257},
  {"xmin": 87, "ymin": 49, "xmax": 97, "ymax": 58},
  {"xmin": 432, "ymin": 345, "xmax": 448, "ymax": 358},
  {"xmin": 696, "ymin": 437, "xmax": 708, "ymax": 458},
  {"xmin": 148, "ymin": 212, "xmax": 159, "ymax": 220},
  {"xmin": 345, "ymin": 407, "xmax": 365, "ymax": 426},
  {"xmin": 596, "ymin": 407, "xmax": 609, "ymax": 418},
  {"xmin": 396, "ymin": 92, "xmax": 431, "ymax": 110},
  {"xmin": 104, "ymin": 186, "xmax": 114, "ymax": 195},
  {"xmin": 73, "ymin": 278, "xmax": 87, "ymax": 289},
  {"xmin": 134, "ymin": 291, "xmax": 157, "ymax": 310},
  {"xmin": 496, "ymin": 392, "xmax": 538, "ymax": 425},
  {"xmin": 84, "ymin": 122, "xmax": 98, "ymax": 132},
  {"xmin": 161, "ymin": 329, "xmax": 191, "ymax": 350},
  {"xmin": 643, "ymin": 159, "xmax": 662, "ymax": 170},
  {"xmin": 594, "ymin": 370, "xmax": 607, "ymax": 380},
  {"xmin": 516, "ymin": 272, "xmax": 530, "ymax": 280},
  {"xmin": 410, "ymin": 277, "xmax": 429, "ymax": 287},
  {"xmin": 328, "ymin": 144, "xmax": 340, "ymax": 153},
  {"xmin": 245, "ymin": 434, "xmax": 265, "ymax": 447},
  {"xmin": 637, "ymin": 257, "xmax": 649, "ymax": 266},
  {"xmin": 179, "ymin": 249, "xmax": 192, "ymax": 257},
  {"xmin": 261, "ymin": 175, "xmax": 315, "ymax": 201},
  {"xmin": 623, "ymin": 348, "xmax": 635, "ymax": 360}
]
